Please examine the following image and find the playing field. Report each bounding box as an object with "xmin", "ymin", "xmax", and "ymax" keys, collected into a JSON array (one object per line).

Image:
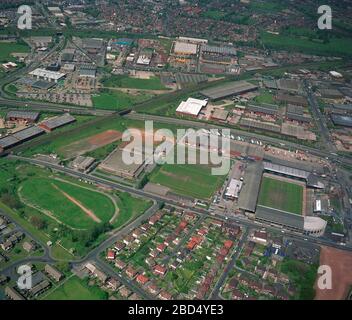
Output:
[
  {"xmin": 258, "ymin": 177, "xmax": 303, "ymax": 215},
  {"xmin": 102, "ymin": 75, "xmax": 167, "ymax": 90},
  {"xmin": 20, "ymin": 178, "xmax": 115, "ymax": 229},
  {"xmin": 45, "ymin": 276, "xmax": 107, "ymax": 300},
  {"xmin": 149, "ymin": 164, "xmax": 226, "ymax": 200},
  {"xmin": 0, "ymin": 42, "xmax": 30, "ymax": 62}
]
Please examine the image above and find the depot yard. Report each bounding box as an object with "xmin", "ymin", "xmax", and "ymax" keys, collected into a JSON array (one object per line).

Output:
[
  {"xmin": 258, "ymin": 176, "xmax": 303, "ymax": 215},
  {"xmin": 149, "ymin": 164, "xmax": 226, "ymax": 200},
  {"xmin": 58, "ymin": 129, "xmax": 123, "ymax": 159},
  {"xmin": 19, "ymin": 178, "xmax": 116, "ymax": 229}
]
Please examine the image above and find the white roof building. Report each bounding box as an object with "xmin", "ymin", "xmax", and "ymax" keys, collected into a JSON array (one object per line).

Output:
[
  {"xmin": 225, "ymin": 179, "xmax": 243, "ymax": 199},
  {"xmin": 174, "ymin": 41, "xmax": 198, "ymax": 55},
  {"xmin": 29, "ymin": 68, "xmax": 66, "ymax": 83},
  {"xmin": 176, "ymin": 98, "xmax": 208, "ymax": 117}
]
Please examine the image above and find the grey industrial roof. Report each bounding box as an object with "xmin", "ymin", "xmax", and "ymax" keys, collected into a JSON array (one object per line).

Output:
[
  {"xmin": 6, "ymin": 111, "xmax": 40, "ymax": 121},
  {"xmin": 40, "ymin": 114, "xmax": 76, "ymax": 130},
  {"xmin": 200, "ymin": 81, "xmax": 258, "ymax": 100},
  {"xmin": 331, "ymin": 114, "xmax": 352, "ymax": 127},
  {"xmin": 240, "ymin": 118, "xmax": 281, "ymax": 133},
  {"xmin": 201, "ymin": 44, "xmax": 237, "ymax": 56},
  {"xmin": 12, "ymin": 126, "xmax": 45, "ymax": 141},
  {"xmin": 0, "ymin": 135, "xmax": 19, "ymax": 149},
  {"xmin": 287, "ymin": 104, "xmax": 304, "ymax": 115},
  {"xmin": 256, "ymin": 205, "xmax": 304, "ymax": 230},
  {"xmin": 286, "ymin": 113, "xmax": 311, "ymax": 123},
  {"xmin": 332, "ymin": 104, "xmax": 352, "ymax": 111},
  {"xmin": 276, "ymin": 94, "xmax": 308, "ymax": 106},
  {"xmin": 79, "ymin": 69, "xmax": 96, "ymax": 77},
  {"xmin": 247, "ymin": 103, "xmax": 279, "ymax": 116},
  {"xmin": 238, "ymin": 162, "xmax": 263, "ymax": 212},
  {"xmin": 175, "ymin": 73, "xmax": 208, "ymax": 85},
  {"xmin": 31, "ymin": 80, "xmax": 56, "ymax": 90},
  {"xmin": 82, "ymin": 38, "xmax": 104, "ymax": 49}
]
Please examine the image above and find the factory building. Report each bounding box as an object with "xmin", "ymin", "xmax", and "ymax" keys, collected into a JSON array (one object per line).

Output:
[
  {"xmin": 29, "ymin": 68, "xmax": 66, "ymax": 83},
  {"xmin": 39, "ymin": 114, "xmax": 76, "ymax": 132},
  {"xmin": 176, "ymin": 98, "xmax": 208, "ymax": 117}
]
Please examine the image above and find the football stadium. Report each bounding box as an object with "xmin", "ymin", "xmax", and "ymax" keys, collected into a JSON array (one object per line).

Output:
[{"xmin": 238, "ymin": 161, "xmax": 327, "ymax": 237}]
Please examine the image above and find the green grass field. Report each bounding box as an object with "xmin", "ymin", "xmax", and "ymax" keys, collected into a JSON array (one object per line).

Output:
[
  {"xmin": 261, "ymin": 31, "xmax": 352, "ymax": 56},
  {"xmin": 92, "ymin": 90, "xmax": 153, "ymax": 110},
  {"xmin": 258, "ymin": 177, "xmax": 303, "ymax": 215},
  {"xmin": 20, "ymin": 178, "xmax": 115, "ymax": 229},
  {"xmin": 0, "ymin": 41, "xmax": 30, "ymax": 62},
  {"xmin": 149, "ymin": 164, "xmax": 226, "ymax": 200},
  {"xmin": 102, "ymin": 75, "xmax": 167, "ymax": 90},
  {"xmin": 45, "ymin": 276, "xmax": 107, "ymax": 300}
]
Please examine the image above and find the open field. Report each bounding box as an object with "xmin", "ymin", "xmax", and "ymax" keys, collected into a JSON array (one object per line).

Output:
[
  {"xmin": 20, "ymin": 178, "xmax": 115, "ymax": 229},
  {"xmin": 258, "ymin": 176, "xmax": 303, "ymax": 214},
  {"xmin": 0, "ymin": 41, "xmax": 30, "ymax": 62},
  {"xmin": 261, "ymin": 32, "xmax": 352, "ymax": 56},
  {"xmin": 149, "ymin": 163, "xmax": 226, "ymax": 200},
  {"xmin": 45, "ymin": 276, "xmax": 107, "ymax": 300},
  {"xmin": 92, "ymin": 90, "xmax": 153, "ymax": 110},
  {"xmin": 58, "ymin": 129, "xmax": 122, "ymax": 159},
  {"xmin": 315, "ymin": 246, "xmax": 352, "ymax": 300},
  {"xmin": 102, "ymin": 75, "xmax": 167, "ymax": 90}
]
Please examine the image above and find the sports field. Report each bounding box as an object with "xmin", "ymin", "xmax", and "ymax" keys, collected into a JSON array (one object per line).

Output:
[
  {"xmin": 0, "ymin": 41, "xmax": 30, "ymax": 62},
  {"xmin": 102, "ymin": 75, "xmax": 167, "ymax": 90},
  {"xmin": 45, "ymin": 276, "xmax": 107, "ymax": 300},
  {"xmin": 149, "ymin": 164, "xmax": 226, "ymax": 200},
  {"xmin": 258, "ymin": 177, "xmax": 303, "ymax": 215},
  {"xmin": 20, "ymin": 178, "xmax": 115, "ymax": 229}
]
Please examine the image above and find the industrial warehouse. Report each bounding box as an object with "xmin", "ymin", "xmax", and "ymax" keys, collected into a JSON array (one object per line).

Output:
[{"xmin": 200, "ymin": 80, "xmax": 258, "ymax": 100}]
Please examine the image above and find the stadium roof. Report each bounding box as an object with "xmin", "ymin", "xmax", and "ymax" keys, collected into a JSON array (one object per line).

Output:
[
  {"xmin": 29, "ymin": 68, "xmax": 66, "ymax": 81},
  {"xmin": 263, "ymin": 161, "xmax": 310, "ymax": 179},
  {"xmin": 256, "ymin": 205, "xmax": 304, "ymax": 230},
  {"xmin": 176, "ymin": 98, "xmax": 208, "ymax": 116},
  {"xmin": 6, "ymin": 111, "xmax": 39, "ymax": 121},
  {"xmin": 238, "ymin": 162, "xmax": 263, "ymax": 212},
  {"xmin": 225, "ymin": 179, "xmax": 243, "ymax": 198},
  {"xmin": 303, "ymin": 216, "xmax": 327, "ymax": 233},
  {"xmin": 200, "ymin": 81, "xmax": 258, "ymax": 100}
]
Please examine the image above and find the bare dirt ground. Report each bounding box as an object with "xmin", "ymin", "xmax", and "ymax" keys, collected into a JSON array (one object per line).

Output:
[
  {"xmin": 51, "ymin": 183, "xmax": 101, "ymax": 223},
  {"xmin": 59, "ymin": 130, "xmax": 122, "ymax": 159},
  {"xmin": 315, "ymin": 246, "xmax": 352, "ymax": 300}
]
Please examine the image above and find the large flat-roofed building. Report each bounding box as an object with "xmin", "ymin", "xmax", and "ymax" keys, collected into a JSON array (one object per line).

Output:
[
  {"xmin": 72, "ymin": 156, "xmax": 95, "ymax": 172},
  {"xmin": 176, "ymin": 98, "xmax": 208, "ymax": 117},
  {"xmin": 200, "ymin": 45, "xmax": 237, "ymax": 56},
  {"xmin": 247, "ymin": 103, "xmax": 279, "ymax": 116},
  {"xmin": 29, "ymin": 68, "xmax": 66, "ymax": 83},
  {"xmin": 178, "ymin": 36, "xmax": 208, "ymax": 44},
  {"xmin": 276, "ymin": 93, "xmax": 308, "ymax": 107},
  {"xmin": 224, "ymin": 179, "xmax": 243, "ymax": 200},
  {"xmin": 240, "ymin": 118, "xmax": 281, "ymax": 133},
  {"xmin": 0, "ymin": 126, "xmax": 45, "ymax": 152},
  {"xmin": 173, "ymin": 41, "xmax": 198, "ymax": 55},
  {"xmin": 200, "ymin": 81, "xmax": 258, "ymax": 100},
  {"xmin": 99, "ymin": 147, "xmax": 145, "ymax": 179},
  {"xmin": 79, "ymin": 64, "xmax": 97, "ymax": 78},
  {"xmin": 331, "ymin": 114, "xmax": 352, "ymax": 127},
  {"xmin": 211, "ymin": 108, "xmax": 229, "ymax": 122},
  {"xmin": 6, "ymin": 111, "xmax": 40, "ymax": 124},
  {"xmin": 39, "ymin": 114, "xmax": 76, "ymax": 132}
]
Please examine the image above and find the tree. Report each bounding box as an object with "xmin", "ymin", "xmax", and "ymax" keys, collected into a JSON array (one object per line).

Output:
[{"xmin": 30, "ymin": 216, "xmax": 47, "ymax": 230}]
